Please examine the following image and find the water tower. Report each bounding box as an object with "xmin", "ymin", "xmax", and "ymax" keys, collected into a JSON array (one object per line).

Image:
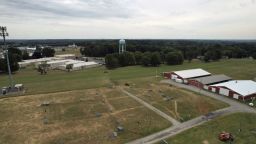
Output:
[{"xmin": 119, "ymin": 39, "xmax": 126, "ymax": 54}]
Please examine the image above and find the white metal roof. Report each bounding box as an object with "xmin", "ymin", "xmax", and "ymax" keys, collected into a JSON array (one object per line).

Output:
[
  {"xmin": 55, "ymin": 54, "xmax": 75, "ymax": 57},
  {"xmin": 211, "ymin": 80, "xmax": 256, "ymax": 96},
  {"xmin": 47, "ymin": 60, "xmax": 69, "ymax": 64},
  {"xmin": 73, "ymin": 62, "xmax": 98, "ymax": 68},
  {"xmin": 173, "ymin": 68, "xmax": 211, "ymax": 79},
  {"xmin": 65, "ymin": 60, "xmax": 84, "ymax": 65}
]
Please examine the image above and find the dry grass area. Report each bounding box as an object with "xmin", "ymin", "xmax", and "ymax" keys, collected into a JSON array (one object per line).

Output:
[
  {"xmin": 0, "ymin": 87, "xmax": 171, "ymax": 144},
  {"xmin": 123, "ymin": 77, "xmax": 229, "ymax": 122}
]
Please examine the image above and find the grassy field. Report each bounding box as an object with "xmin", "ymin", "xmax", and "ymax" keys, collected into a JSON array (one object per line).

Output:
[
  {"xmin": 124, "ymin": 80, "xmax": 228, "ymax": 122},
  {"xmin": 0, "ymin": 88, "xmax": 171, "ymax": 144},
  {"xmin": 158, "ymin": 113, "xmax": 256, "ymax": 144},
  {"xmin": 0, "ymin": 59, "xmax": 255, "ymax": 144},
  {"xmin": 0, "ymin": 59, "xmax": 255, "ymax": 95}
]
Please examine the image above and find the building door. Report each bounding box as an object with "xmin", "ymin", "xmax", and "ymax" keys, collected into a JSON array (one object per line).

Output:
[
  {"xmin": 233, "ymin": 94, "xmax": 239, "ymax": 99},
  {"xmin": 219, "ymin": 88, "xmax": 229, "ymax": 96}
]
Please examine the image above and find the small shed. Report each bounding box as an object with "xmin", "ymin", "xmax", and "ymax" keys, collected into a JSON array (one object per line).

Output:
[{"xmin": 14, "ymin": 84, "xmax": 24, "ymax": 91}]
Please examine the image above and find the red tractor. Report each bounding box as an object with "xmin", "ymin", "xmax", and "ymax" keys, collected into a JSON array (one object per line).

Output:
[{"xmin": 218, "ymin": 132, "xmax": 234, "ymax": 142}]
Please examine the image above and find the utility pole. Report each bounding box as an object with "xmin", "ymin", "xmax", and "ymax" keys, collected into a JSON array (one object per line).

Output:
[{"xmin": 0, "ymin": 26, "xmax": 14, "ymax": 88}]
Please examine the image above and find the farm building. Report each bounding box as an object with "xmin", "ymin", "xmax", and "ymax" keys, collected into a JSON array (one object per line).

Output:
[
  {"xmin": 188, "ymin": 74, "xmax": 232, "ymax": 89},
  {"xmin": 47, "ymin": 60, "xmax": 70, "ymax": 69},
  {"xmin": 209, "ymin": 80, "xmax": 256, "ymax": 100},
  {"xmin": 163, "ymin": 68, "xmax": 211, "ymax": 83},
  {"xmin": 58, "ymin": 61, "xmax": 100, "ymax": 71},
  {"xmin": 64, "ymin": 59, "xmax": 84, "ymax": 65},
  {"xmin": 18, "ymin": 57, "xmax": 60, "ymax": 68}
]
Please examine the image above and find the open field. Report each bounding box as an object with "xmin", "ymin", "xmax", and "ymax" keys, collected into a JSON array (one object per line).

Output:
[
  {"xmin": 124, "ymin": 81, "xmax": 228, "ymax": 122},
  {"xmin": 0, "ymin": 58, "xmax": 255, "ymax": 143},
  {"xmin": 158, "ymin": 113, "xmax": 256, "ymax": 144},
  {"xmin": 0, "ymin": 59, "xmax": 255, "ymax": 95},
  {"xmin": 0, "ymin": 88, "xmax": 171, "ymax": 144}
]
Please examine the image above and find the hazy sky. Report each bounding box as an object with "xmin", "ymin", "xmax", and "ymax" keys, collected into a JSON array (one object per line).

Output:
[{"xmin": 0, "ymin": 0, "xmax": 256, "ymax": 39}]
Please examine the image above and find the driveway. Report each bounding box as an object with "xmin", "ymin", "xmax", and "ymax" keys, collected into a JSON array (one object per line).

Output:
[{"xmin": 125, "ymin": 80, "xmax": 256, "ymax": 144}]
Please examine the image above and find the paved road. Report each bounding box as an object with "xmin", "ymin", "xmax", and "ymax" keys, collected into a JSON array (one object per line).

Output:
[
  {"xmin": 121, "ymin": 88, "xmax": 181, "ymax": 126},
  {"xmin": 125, "ymin": 80, "xmax": 256, "ymax": 144},
  {"xmin": 127, "ymin": 107, "xmax": 238, "ymax": 144}
]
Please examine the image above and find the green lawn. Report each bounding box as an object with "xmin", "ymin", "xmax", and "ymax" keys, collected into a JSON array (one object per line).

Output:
[
  {"xmin": 125, "ymin": 82, "xmax": 228, "ymax": 122},
  {"xmin": 0, "ymin": 88, "xmax": 171, "ymax": 144},
  {"xmin": 0, "ymin": 59, "xmax": 255, "ymax": 144},
  {"xmin": 0, "ymin": 59, "xmax": 255, "ymax": 95},
  {"xmin": 158, "ymin": 113, "xmax": 256, "ymax": 144}
]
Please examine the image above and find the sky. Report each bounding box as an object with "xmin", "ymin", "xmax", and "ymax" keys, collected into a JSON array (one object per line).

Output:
[{"xmin": 0, "ymin": 0, "xmax": 256, "ymax": 39}]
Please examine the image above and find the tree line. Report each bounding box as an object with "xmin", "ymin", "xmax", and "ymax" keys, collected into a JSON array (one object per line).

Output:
[
  {"xmin": 79, "ymin": 40, "xmax": 256, "ymax": 62},
  {"xmin": 105, "ymin": 51, "xmax": 184, "ymax": 69}
]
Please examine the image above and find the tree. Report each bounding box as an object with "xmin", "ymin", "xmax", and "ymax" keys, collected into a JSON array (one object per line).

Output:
[
  {"xmin": 203, "ymin": 52, "xmax": 211, "ymax": 62},
  {"xmin": 22, "ymin": 51, "xmax": 30, "ymax": 60},
  {"xmin": 186, "ymin": 50, "xmax": 194, "ymax": 63},
  {"xmin": 117, "ymin": 52, "xmax": 135, "ymax": 67},
  {"xmin": 141, "ymin": 52, "xmax": 151, "ymax": 66},
  {"xmin": 0, "ymin": 52, "xmax": 20, "ymax": 73},
  {"xmin": 42, "ymin": 48, "xmax": 55, "ymax": 57},
  {"xmin": 123, "ymin": 52, "xmax": 135, "ymax": 66},
  {"xmin": 211, "ymin": 49, "xmax": 222, "ymax": 61},
  {"xmin": 134, "ymin": 51, "xmax": 143, "ymax": 65},
  {"xmin": 232, "ymin": 47, "xmax": 247, "ymax": 58},
  {"xmin": 0, "ymin": 48, "xmax": 22, "ymax": 73},
  {"xmin": 150, "ymin": 52, "xmax": 161, "ymax": 67},
  {"xmin": 166, "ymin": 52, "xmax": 184, "ymax": 65},
  {"xmin": 38, "ymin": 62, "xmax": 49, "ymax": 75},
  {"xmin": 252, "ymin": 53, "xmax": 256, "ymax": 60},
  {"xmin": 0, "ymin": 58, "xmax": 6, "ymax": 72},
  {"xmin": 8, "ymin": 47, "xmax": 22, "ymax": 57},
  {"xmin": 160, "ymin": 51, "xmax": 166, "ymax": 64},
  {"xmin": 8, "ymin": 48, "xmax": 22, "ymax": 62},
  {"xmin": 8, "ymin": 54, "xmax": 20, "ymax": 72},
  {"xmin": 203, "ymin": 49, "xmax": 222, "ymax": 61},
  {"xmin": 32, "ymin": 46, "xmax": 43, "ymax": 59},
  {"xmin": 66, "ymin": 64, "xmax": 73, "ymax": 72},
  {"xmin": 223, "ymin": 50, "xmax": 233, "ymax": 59},
  {"xmin": 176, "ymin": 52, "xmax": 184, "ymax": 65},
  {"xmin": 105, "ymin": 54, "xmax": 119, "ymax": 69}
]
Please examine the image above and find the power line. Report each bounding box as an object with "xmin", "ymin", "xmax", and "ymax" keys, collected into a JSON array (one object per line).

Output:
[{"xmin": 0, "ymin": 26, "xmax": 14, "ymax": 88}]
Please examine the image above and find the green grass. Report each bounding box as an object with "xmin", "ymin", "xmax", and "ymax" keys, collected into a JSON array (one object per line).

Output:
[
  {"xmin": 126, "ymin": 82, "xmax": 228, "ymax": 122},
  {"xmin": 0, "ymin": 59, "xmax": 255, "ymax": 143},
  {"xmin": 0, "ymin": 88, "xmax": 171, "ymax": 144},
  {"xmin": 158, "ymin": 113, "xmax": 256, "ymax": 144},
  {"xmin": 0, "ymin": 59, "xmax": 255, "ymax": 95}
]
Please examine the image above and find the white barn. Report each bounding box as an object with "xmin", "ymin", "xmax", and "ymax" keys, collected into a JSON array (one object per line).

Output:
[
  {"xmin": 58, "ymin": 61, "xmax": 100, "ymax": 71},
  {"xmin": 210, "ymin": 80, "xmax": 256, "ymax": 100},
  {"xmin": 164, "ymin": 68, "xmax": 211, "ymax": 83}
]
